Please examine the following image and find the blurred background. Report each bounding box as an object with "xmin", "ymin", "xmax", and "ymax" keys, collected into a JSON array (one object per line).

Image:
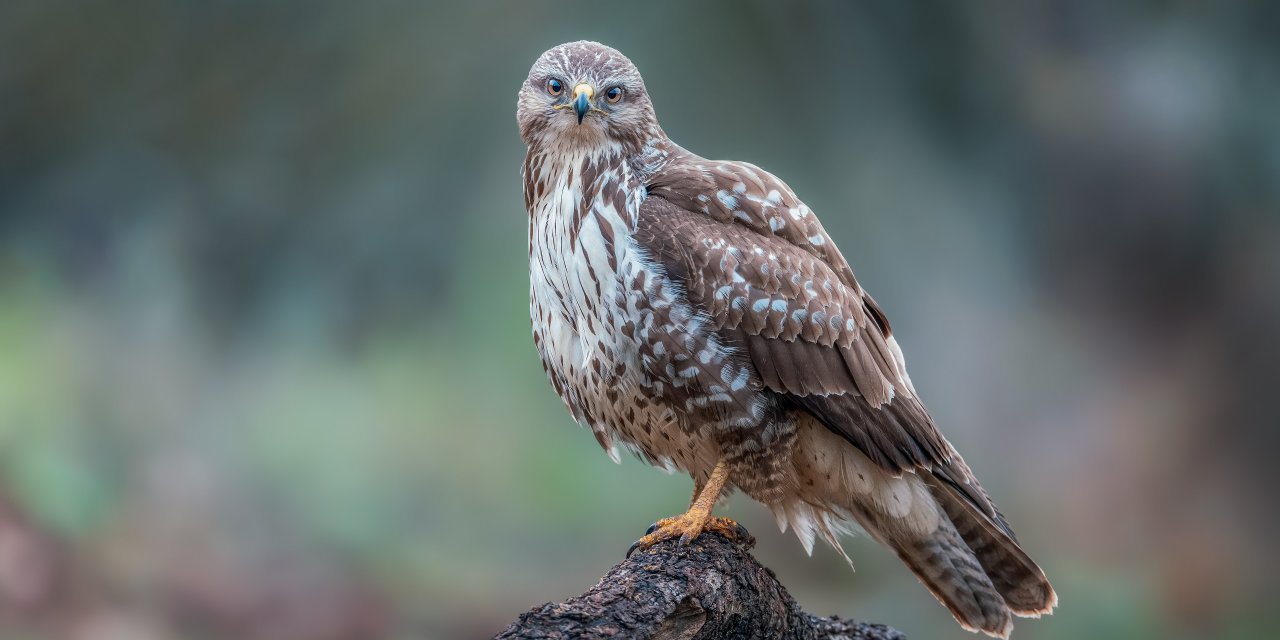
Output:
[{"xmin": 1, "ymin": 1, "xmax": 1278, "ymax": 638}]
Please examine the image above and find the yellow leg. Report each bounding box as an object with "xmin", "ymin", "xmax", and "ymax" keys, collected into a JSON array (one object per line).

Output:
[{"xmin": 626, "ymin": 460, "xmax": 748, "ymax": 557}]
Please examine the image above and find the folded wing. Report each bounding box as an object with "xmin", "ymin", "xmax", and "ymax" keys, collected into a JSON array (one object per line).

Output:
[{"xmin": 636, "ymin": 156, "xmax": 1008, "ymax": 533}]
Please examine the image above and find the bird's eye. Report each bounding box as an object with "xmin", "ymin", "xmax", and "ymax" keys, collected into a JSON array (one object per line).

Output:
[
  {"xmin": 547, "ymin": 78, "xmax": 564, "ymax": 96},
  {"xmin": 605, "ymin": 86, "xmax": 624, "ymax": 104}
]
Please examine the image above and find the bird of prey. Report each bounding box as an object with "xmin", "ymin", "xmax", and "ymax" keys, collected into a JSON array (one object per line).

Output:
[{"xmin": 516, "ymin": 41, "xmax": 1056, "ymax": 638}]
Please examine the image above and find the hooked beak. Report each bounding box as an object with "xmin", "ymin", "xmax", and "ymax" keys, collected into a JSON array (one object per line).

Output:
[{"xmin": 572, "ymin": 83, "xmax": 593, "ymax": 124}]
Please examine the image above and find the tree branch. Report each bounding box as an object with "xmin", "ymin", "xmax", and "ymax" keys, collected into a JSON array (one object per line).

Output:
[{"xmin": 495, "ymin": 530, "xmax": 904, "ymax": 639}]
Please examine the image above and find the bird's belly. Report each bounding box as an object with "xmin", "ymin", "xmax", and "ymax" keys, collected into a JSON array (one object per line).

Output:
[{"xmin": 530, "ymin": 250, "xmax": 719, "ymax": 478}]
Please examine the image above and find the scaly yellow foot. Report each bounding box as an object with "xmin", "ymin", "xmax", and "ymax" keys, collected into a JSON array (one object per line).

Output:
[
  {"xmin": 625, "ymin": 459, "xmax": 753, "ymax": 557},
  {"xmin": 626, "ymin": 514, "xmax": 750, "ymax": 558}
]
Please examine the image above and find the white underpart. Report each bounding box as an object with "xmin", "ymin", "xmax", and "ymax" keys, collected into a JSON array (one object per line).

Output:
[
  {"xmin": 529, "ymin": 145, "xmax": 627, "ymax": 434},
  {"xmin": 528, "ymin": 140, "xmax": 724, "ymax": 479},
  {"xmin": 772, "ymin": 414, "xmax": 942, "ymax": 564}
]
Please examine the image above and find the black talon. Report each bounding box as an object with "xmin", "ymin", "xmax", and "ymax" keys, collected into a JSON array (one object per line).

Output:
[
  {"xmin": 645, "ymin": 522, "xmax": 659, "ymax": 535},
  {"xmin": 626, "ymin": 539, "xmax": 643, "ymax": 559},
  {"xmin": 734, "ymin": 522, "xmax": 750, "ymax": 539}
]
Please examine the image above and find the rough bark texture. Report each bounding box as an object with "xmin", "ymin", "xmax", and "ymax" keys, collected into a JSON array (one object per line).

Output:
[{"xmin": 495, "ymin": 531, "xmax": 904, "ymax": 640}]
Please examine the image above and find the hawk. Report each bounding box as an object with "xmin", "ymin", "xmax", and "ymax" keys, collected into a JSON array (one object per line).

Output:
[{"xmin": 516, "ymin": 41, "xmax": 1056, "ymax": 638}]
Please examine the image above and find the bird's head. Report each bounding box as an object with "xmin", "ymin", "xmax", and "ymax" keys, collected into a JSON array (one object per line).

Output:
[{"xmin": 517, "ymin": 41, "xmax": 661, "ymax": 152}]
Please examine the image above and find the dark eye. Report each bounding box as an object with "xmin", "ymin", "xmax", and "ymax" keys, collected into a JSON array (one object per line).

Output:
[
  {"xmin": 604, "ymin": 86, "xmax": 623, "ymax": 104},
  {"xmin": 547, "ymin": 78, "xmax": 564, "ymax": 96}
]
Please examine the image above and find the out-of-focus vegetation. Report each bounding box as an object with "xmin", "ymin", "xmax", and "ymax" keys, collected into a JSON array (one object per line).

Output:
[{"xmin": 1, "ymin": 1, "xmax": 1278, "ymax": 639}]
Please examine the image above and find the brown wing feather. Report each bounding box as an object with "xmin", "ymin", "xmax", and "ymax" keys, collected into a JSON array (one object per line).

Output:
[{"xmin": 636, "ymin": 155, "xmax": 1008, "ymax": 530}]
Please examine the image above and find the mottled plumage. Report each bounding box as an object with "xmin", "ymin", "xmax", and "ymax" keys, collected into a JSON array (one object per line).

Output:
[{"xmin": 517, "ymin": 41, "xmax": 1056, "ymax": 638}]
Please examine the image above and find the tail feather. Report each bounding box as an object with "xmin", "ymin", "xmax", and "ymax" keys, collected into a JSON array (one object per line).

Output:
[
  {"xmin": 887, "ymin": 518, "xmax": 1014, "ymax": 638},
  {"xmin": 928, "ymin": 476, "xmax": 1058, "ymax": 616},
  {"xmin": 782, "ymin": 415, "xmax": 1055, "ymax": 636},
  {"xmin": 841, "ymin": 474, "xmax": 1056, "ymax": 638}
]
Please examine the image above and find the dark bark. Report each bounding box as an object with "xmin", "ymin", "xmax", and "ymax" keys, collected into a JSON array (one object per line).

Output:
[{"xmin": 495, "ymin": 530, "xmax": 904, "ymax": 640}]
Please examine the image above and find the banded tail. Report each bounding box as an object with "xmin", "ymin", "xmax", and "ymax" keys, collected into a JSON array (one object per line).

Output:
[{"xmin": 866, "ymin": 476, "xmax": 1057, "ymax": 638}]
